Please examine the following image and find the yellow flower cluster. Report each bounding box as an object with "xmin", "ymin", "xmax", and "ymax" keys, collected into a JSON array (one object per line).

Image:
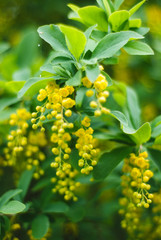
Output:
[
  {"xmin": 119, "ymin": 197, "xmax": 142, "ymax": 237},
  {"xmin": 25, "ymin": 131, "xmax": 47, "ymax": 179},
  {"xmin": 82, "ymin": 74, "xmax": 110, "ymax": 117},
  {"xmin": 31, "ymin": 81, "xmax": 75, "ymax": 131},
  {"xmin": 74, "ymin": 117, "xmax": 100, "ymax": 174},
  {"xmin": 119, "ymin": 152, "xmax": 154, "ymax": 236},
  {"xmin": 121, "ymin": 151, "xmax": 153, "ymax": 208},
  {"xmin": 32, "ymin": 81, "xmax": 81, "ymax": 200},
  {"xmin": 4, "ymin": 109, "xmax": 47, "ymax": 180},
  {"xmin": 4, "ymin": 109, "xmax": 31, "ymax": 166},
  {"xmin": 51, "ymin": 162, "xmax": 80, "ymax": 201}
]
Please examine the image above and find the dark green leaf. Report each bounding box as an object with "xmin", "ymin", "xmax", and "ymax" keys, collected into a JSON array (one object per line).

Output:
[
  {"xmin": 17, "ymin": 169, "xmax": 34, "ymax": 200},
  {"xmin": 32, "ymin": 215, "xmax": 49, "ymax": 239},
  {"xmin": 148, "ymin": 148, "xmax": 161, "ymax": 172},
  {"xmin": 43, "ymin": 202, "xmax": 69, "ymax": 213},
  {"xmin": 93, "ymin": 147, "xmax": 133, "ymax": 180}
]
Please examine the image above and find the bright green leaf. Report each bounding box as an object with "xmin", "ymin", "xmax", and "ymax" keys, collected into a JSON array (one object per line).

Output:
[
  {"xmin": 59, "ymin": 25, "xmax": 86, "ymax": 60},
  {"xmin": 78, "ymin": 6, "xmax": 108, "ymax": 32},
  {"xmin": 129, "ymin": 19, "xmax": 142, "ymax": 28},
  {"xmin": 0, "ymin": 189, "xmax": 22, "ymax": 208},
  {"xmin": 0, "ymin": 201, "xmax": 25, "ymax": 215},
  {"xmin": 6, "ymin": 81, "xmax": 25, "ymax": 93},
  {"xmin": 129, "ymin": 0, "xmax": 146, "ymax": 17},
  {"xmin": 124, "ymin": 41, "xmax": 154, "ymax": 55},
  {"xmin": 109, "ymin": 10, "xmax": 129, "ymax": 32}
]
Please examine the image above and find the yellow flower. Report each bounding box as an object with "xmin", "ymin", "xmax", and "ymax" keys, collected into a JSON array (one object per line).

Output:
[{"xmin": 82, "ymin": 76, "xmax": 92, "ymax": 88}]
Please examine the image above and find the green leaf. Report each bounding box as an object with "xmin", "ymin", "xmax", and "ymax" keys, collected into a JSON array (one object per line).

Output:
[
  {"xmin": 151, "ymin": 124, "xmax": 161, "ymax": 138},
  {"xmin": 67, "ymin": 4, "xmax": 80, "ymax": 13},
  {"xmin": 93, "ymin": 147, "xmax": 133, "ymax": 180},
  {"xmin": 0, "ymin": 97, "xmax": 20, "ymax": 111},
  {"xmin": 0, "ymin": 201, "xmax": 25, "ymax": 215},
  {"xmin": 17, "ymin": 170, "xmax": 34, "ymax": 200},
  {"xmin": 135, "ymin": 27, "xmax": 150, "ymax": 35},
  {"xmin": 78, "ymin": 6, "xmax": 108, "ymax": 32},
  {"xmin": 18, "ymin": 77, "xmax": 53, "ymax": 98},
  {"xmin": 75, "ymin": 87, "xmax": 86, "ymax": 108},
  {"xmin": 67, "ymin": 205, "xmax": 85, "ymax": 222},
  {"xmin": 43, "ymin": 202, "xmax": 69, "ymax": 213},
  {"xmin": 154, "ymin": 135, "xmax": 161, "ymax": 145},
  {"xmin": 92, "ymin": 31, "xmax": 143, "ymax": 60},
  {"xmin": 101, "ymin": 71, "xmax": 113, "ymax": 86},
  {"xmin": 124, "ymin": 41, "xmax": 154, "ymax": 55},
  {"xmin": 13, "ymin": 68, "xmax": 31, "ymax": 81},
  {"xmin": 111, "ymin": 111, "xmax": 151, "ymax": 145},
  {"xmin": 0, "ymin": 189, "xmax": 22, "ymax": 208},
  {"xmin": 109, "ymin": 10, "xmax": 129, "ymax": 32},
  {"xmin": 102, "ymin": 0, "xmax": 112, "ymax": 16},
  {"xmin": 0, "ymin": 108, "xmax": 17, "ymax": 122},
  {"xmin": 85, "ymin": 64, "xmax": 100, "ymax": 82},
  {"xmin": 127, "ymin": 122, "xmax": 151, "ymax": 145},
  {"xmin": 59, "ymin": 25, "xmax": 87, "ymax": 61},
  {"xmin": 16, "ymin": 29, "xmax": 39, "ymax": 67},
  {"xmin": 114, "ymin": 0, "xmax": 124, "ymax": 10},
  {"xmin": 38, "ymin": 25, "xmax": 68, "ymax": 53},
  {"xmin": 148, "ymin": 148, "xmax": 161, "ymax": 171},
  {"xmin": 32, "ymin": 215, "xmax": 49, "ymax": 239},
  {"xmin": 0, "ymin": 42, "xmax": 10, "ymax": 54},
  {"xmin": 129, "ymin": 0, "xmax": 146, "ymax": 17},
  {"xmin": 66, "ymin": 70, "xmax": 82, "ymax": 86},
  {"xmin": 126, "ymin": 87, "xmax": 141, "ymax": 129},
  {"xmin": 129, "ymin": 19, "xmax": 142, "ymax": 28},
  {"xmin": 5, "ymin": 81, "xmax": 25, "ymax": 93}
]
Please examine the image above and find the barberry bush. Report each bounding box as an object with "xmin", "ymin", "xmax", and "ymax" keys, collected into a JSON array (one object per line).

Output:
[{"xmin": 0, "ymin": 0, "xmax": 161, "ymax": 239}]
